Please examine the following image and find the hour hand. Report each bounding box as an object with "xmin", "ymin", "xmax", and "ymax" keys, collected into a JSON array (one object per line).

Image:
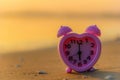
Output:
[{"xmin": 78, "ymin": 51, "xmax": 81, "ymax": 60}]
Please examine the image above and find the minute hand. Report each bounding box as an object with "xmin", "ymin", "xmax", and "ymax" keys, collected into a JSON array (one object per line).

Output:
[{"xmin": 78, "ymin": 44, "xmax": 82, "ymax": 60}]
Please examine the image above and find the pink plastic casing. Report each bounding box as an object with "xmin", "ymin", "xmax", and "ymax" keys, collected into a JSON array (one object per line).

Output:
[
  {"xmin": 57, "ymin": 26, "xmax": 72, "ymax": 38},
  {"xmin": 58, "ymin": 32, "xmax": 101, "ymax": 72},
  {"xmin": 85, "ymin": 25, "xmax": 101, "ymax": 36}
]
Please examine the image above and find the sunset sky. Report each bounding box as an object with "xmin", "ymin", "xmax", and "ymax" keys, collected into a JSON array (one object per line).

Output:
[
  {"xmin": 0, "ymin": 0, "xmax": 120, "ymax": 13},
  {"xmin": 0, "ymin": 0, "xmax": 120, "ymax": 53}
]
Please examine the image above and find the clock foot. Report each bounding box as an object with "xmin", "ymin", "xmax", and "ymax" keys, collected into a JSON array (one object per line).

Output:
[
  {"xmin": 66, "ymin": 67, "xmax": 72, "ymax": 73},
  {"xmin": 87, "ymin": 67, "xmax": 96, "ymax": 72}
]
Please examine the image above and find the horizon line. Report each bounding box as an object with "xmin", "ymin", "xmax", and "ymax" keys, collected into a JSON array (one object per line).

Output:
[{"xmin": 1, "ymin": 11, "xmax": 120, "ymax": 19}]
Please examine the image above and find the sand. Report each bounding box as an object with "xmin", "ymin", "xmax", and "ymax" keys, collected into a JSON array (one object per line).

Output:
[{"xmin": 0, "ymin": 41, "xmax": 120, "ymax": 80}]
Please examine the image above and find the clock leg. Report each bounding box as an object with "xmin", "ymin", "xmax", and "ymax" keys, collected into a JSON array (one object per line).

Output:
[
  {"xmin": 87, "ymin": 67, "xmax": 96, "ymax": 72},
  {"xmin": 66, "ymin": 67, "xmax": 72, "ymax": 73}
]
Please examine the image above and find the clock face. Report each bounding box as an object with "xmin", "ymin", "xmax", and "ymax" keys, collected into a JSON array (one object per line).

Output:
[{"xmin": 59, "ymin": 33, "xmax": 101, "ymax": 72}]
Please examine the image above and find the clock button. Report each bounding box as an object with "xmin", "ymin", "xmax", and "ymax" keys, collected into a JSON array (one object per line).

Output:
[
  {"xmin": 65, "ymin": 51, "xmax": 70, "ymax": 56},
  {"xmin": 65, "ymin": 44, "xmax": 71, "ymax": 49},
  {"xmin": 83, "ymin": 60, "xmax": 87, "ymax": 64},
  {"xmin": 90, "ymin": 50, "xmax": 94, "ymax": 55},
  {"xmin": 68, "ymin": 56, "xmax": 73, "ymax": 61},
  {"xmin": 87, "ymin": 56, "xmax": 91, "ymax": 60},
  {"xmin": 78, "ymin": 62, "xmax": 82, "ymax": 67}
]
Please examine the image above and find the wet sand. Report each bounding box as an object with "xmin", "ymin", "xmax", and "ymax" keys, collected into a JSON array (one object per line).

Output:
[{"xmin": 0, "ymin": 41, "xmax": 120, "ymax": 80}]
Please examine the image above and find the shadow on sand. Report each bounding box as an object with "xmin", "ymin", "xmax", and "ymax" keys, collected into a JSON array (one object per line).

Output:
[{"xmin": 71, "ymin": 70, "xmax": 120, "ymax": 80}]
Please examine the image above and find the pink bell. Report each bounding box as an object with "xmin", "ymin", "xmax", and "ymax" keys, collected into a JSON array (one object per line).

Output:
[
  {"xmin": 57, "ymin": 26, "xmax": 72, "ymax": 38},
  {"xmin": 85, "ymin": 25, "xmax": 101, "ymax": 36}
]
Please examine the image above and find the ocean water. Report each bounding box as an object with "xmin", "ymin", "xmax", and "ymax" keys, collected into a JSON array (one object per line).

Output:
[{"xmin": 0, "ymin": 15, "xmax": 120, "ymax": 53}]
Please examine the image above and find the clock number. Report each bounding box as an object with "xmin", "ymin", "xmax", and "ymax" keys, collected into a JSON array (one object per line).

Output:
[
  {"xmin": 68, "ymin": 56, "xmax": 73, "ymax": 61},
  {"xmin": 65, "ymin": 51, "xmax": 70, "ymax": 56},
  {"xmin": 77, "ymin": 40, "xmax": 83, "ymax": 45},
  {"xmin": 65, "ymin": 44, "xmax": 71, "ymax": 49},
  {"xmin": 83, "ymin": 60, "xmax": 87, "ymax": 64},
  {"xmin": 73, "ymin": 59, "xmax": 77, "ymax": 64},
  {"xmin": 71, "ymin": 40, "xmax": 76, "ymax": 44},
  {"xmin": 85, "ymin": 38, "xmax": 89, "ymax": 43},
  {"xmin": 87, "ymin": 56, "xmax": 91, "ymax": 60},
  {"xmin": 90, "ymin": 50, "xmax": 94, "ymax": 55},
  {"xmin": 78, "ymin": 62, "xmax": 82, "ymax": 67},
  {"xmin": 91, "ymin": 43, "xmax": 95, "ymax": 47}
]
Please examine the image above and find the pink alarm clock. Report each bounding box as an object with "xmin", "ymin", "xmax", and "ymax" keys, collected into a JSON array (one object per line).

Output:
[{"xmin": 57, "ymin": 25, "xmax": 101, "ymax": 73}]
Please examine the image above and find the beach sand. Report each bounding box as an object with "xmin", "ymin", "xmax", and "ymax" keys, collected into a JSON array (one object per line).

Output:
[{"xmin": 0, "ymin": 40, "xmax": 120, "ymax": 80}]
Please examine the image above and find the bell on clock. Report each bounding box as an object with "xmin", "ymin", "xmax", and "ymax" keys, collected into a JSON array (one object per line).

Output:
[{"xmin": 57, "ymin": 25, "xmax": 101, "ymax": 73}]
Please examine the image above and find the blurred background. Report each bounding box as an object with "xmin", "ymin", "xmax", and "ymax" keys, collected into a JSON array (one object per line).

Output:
[{"xmin": 0, "ymin": 0, "xmax": 120, "ymax": 54}]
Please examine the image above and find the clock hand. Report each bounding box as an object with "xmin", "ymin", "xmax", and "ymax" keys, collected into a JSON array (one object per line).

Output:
[
  {"xmin": 78, "ymin": 51, "xmax": 81, "ymax": 60},
  {"xmin": 78, "ymin": 44, "xmax": 82, "ymax": 60}
]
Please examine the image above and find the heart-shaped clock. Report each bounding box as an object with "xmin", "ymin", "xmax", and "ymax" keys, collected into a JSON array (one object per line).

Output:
[{"xmin": 57, "ymin": 25, "xmax": 101, "ymax": 73}]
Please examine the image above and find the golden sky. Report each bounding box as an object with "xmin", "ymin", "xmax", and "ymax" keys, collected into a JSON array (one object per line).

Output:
[
  {"xmin": 0, "ymin": 0, "xmax": 120, "ymax": 13},
  {"xmin": 0, "ymin": 0, "xmax": 120, "ymax": 53}
]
